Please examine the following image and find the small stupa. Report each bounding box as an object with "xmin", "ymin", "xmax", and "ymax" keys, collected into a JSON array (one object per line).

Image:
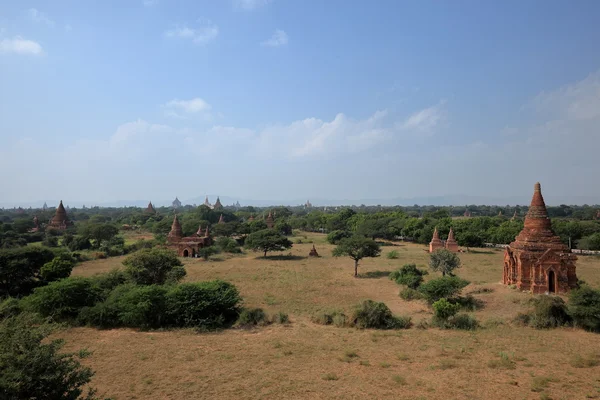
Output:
[
  {"xmin": 203, "ymin": 196, "xmax": 212, "ymax": 208},
  {"xmin": 265, "ymin": 211, "xmax": 275, "ymax": 229},
  {"xmin": 429, "ymin": 227, "xmax": 444, "ymax": 253},
  {"xmin": 445, "ymin": 228, "xmax": 459, "ymax": 252},
  {"xmin": 47, "ymin": 200, "xmax": 70, "ymax": 230},
  {"xmin": 248, "ymin": 215, "xmax": 255, "ymax": 222},
  {"xmin": 213, "ymin": 197, "xmax": 223, "ymax": 210},
  {"xmin": 218, "ymin": 214, "xmax": 225, "ymax": 224},
  {"xmin": 309, "ymin": 245, "xmax": 319, "ymax": 257},
  {"xmin": 145, "ymin": 201, "xmax": 156, "ymax": 213}
]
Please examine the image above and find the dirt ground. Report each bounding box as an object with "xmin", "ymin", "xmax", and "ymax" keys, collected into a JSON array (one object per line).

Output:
[{"xmin": 65, "ymin": 233, "xmax": 600, "ymax": 400}]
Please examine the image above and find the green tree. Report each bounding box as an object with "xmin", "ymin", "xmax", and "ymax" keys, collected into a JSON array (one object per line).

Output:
[
  {"xmin": 0, "ymin": 247, "xmax": 55, "ymax": 298},
  {"xmin": 429, "ymin": 249, "xmax": 461, "ymax": 276},
  {"xmin": 389, "ymin": 263, "xmax": 428, "ymax": 289},
  {"xmin": 244, "ymin": 229, "xmax": 293, "ymax": 257},
  {"xmin": 0, "ymin": 314, "xmax": 100, "ymax": 399},
  {"xmin": 122, "ymin": 248, "xmax": 185, "ymax": 285},
  {"xmin": 40, "ymin": 254, "xmax": 76, "ymax": 282},
  {"xmin": 332, "ymin": 235, "xmax": 381, "ymax": 277}
]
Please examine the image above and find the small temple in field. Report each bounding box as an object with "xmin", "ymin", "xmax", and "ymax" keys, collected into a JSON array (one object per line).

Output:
[
  {"xmin": 145, "ymin": 201, "xmax": 156, "ymax": 214},
  {"xmin": 429, "ymin": 227, "xmax": 459, "ymax": 253},
  {"xmin": 503, "ymin": 182, "xmax": 577, "ymax": 294},
  {"xmin": 166, "ymin": 215, "xmax": 213, "ymax": 257},
  {"xmin": 47, "ymin": 200, "xmax": 71, "ymax": 230}
]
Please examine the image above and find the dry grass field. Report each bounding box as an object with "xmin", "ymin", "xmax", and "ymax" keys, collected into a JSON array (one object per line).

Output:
[{"xmin": 64, "ymin": 233, "xmax": 600, "ymax": 400}]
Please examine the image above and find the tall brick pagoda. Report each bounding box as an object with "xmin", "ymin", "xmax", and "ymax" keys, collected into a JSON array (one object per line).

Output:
[
  {"xmin": 503, "ymin": 183, "xmax": 577, "ymax": 294},
  {"xmin": 167, "ymin": 215, "xmax": 183, "ymax": 242},
  {"xmin": 429, "ymin": 227, "xmax": 444, "ymax": 252},
  {"xmin": 166, "ymin": 214, "xmax": 212, "ymax": 257},
  {"xmin": 145, "ymin": 201, "xmax": 156, "ymax": 213},
  {"xmin": 445, "ymin": 228, "xmax": 459, "ymax": 252},
  {"xmin": 213, "ymin": 197, "xmax": 223, "ymax": 210},
  {"xmin": 47, "ymin": 200, "xmax": 71, "ymax": 230}
]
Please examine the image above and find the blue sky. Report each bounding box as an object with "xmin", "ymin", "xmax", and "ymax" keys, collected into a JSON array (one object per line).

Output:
[{"xmin": 1, "ymin": 0, "xmax": 600, "ymax": 206}]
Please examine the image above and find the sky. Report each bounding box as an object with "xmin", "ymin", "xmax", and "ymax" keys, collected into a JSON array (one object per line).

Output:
[{"xmin": 1, "ymin": 0, "xmax": 600, "ymax": 207}]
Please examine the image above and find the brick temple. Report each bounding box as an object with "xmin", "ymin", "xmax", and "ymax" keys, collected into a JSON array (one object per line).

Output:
[
  {"xmin": 166, "ymin": 215, "xmax": 213, "ymax": 257},
  {"xmin": 503, "ymin": 182, "xmax": 577, "ymax": 294},
  {"xmin": 47, "ymin": 200, "xmax": 71, "ymax": 230}
]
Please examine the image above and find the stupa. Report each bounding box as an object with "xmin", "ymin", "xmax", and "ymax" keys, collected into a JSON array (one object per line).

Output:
[
  {"xmin": 218, "ymin": 214, "xmax": 225, "ymax": 224},
  {"xmin": 463, "ymin": 208, "xmax": 472, "ymax": 217},
  {"xmin": 145, "ymin": 201, "xmax": 156, "ymax": 214},
  {"xmin": 503, "ymin": 183, "xmax": 577, "ymax": 294},
  {"xmin": 213, "ymin": 197, "xmax": 223, "ymax": 210},
  {"xmin": 172, "ymin": 197, "xmax": 182, "ymax": 209},
  {"xmin": 167, "ymin": 215, "xmax": 183, "ymax": 241},
  {"xmin": 309, "ymin": 245, "xmax": 319, "ymax": 257},
  {"xmin": 445, "ymin": 228, "xmax": 459, "ymax": 252},
  {"xmin": 167, "ymin": 215, "xmax": 212, "ymax": 257},
  {"xmin": 47, "ymin": 200, "xmax": 70, "ymax": 230},
  {"xmin": 429, "ymin": 227, "xmax": 444, "ymax": 253},
  {"xmin": 265, "ymin": 211, "xmax": 275, "ymax": 229}
]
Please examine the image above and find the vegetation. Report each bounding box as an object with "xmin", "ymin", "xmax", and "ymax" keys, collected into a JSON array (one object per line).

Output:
[
  {"xmin": 417, "ymin": 276, "xmax": 470, "ymax": 304},
  {"xmin": 0, "ymin": 246, "xmax": 56, "ymax": 298},
  {"xmin": 569, "ymin": 285, "xmax": 600, "ymax": 332},
  {"xmin": 0, "ymin": 314, "xmax": 100, "ymax": 399},
  {"xmin": 429, "ymin": 249, "xmax": 461, "ymax": 276},
  {"xmin": 350, "ymin": 300, "xmax": 411, "ymax": 329},
  {"xmin": 244, "ymin": 229, "xmax": 293, "ymax": 257},
  {"xmin": 122, "ymin": 248, "xmax": 185, "ymax": 285},
  {"xmin": 332, "ymin": 235, "xmax": 381, "ymax": 277},
  {"xmin": 516, "ymin": 296, "xmax": 572, "ymax": 329},
  {"xmin": 389, "ymin": 263, "xmax": 428, "ymax": 289}
]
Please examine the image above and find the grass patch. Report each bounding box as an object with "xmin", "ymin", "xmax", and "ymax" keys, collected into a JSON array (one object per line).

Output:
[
  {"xmin": 392, "ymin": 375, "xmax": 407, "ymax": 385},
  {"xmin": 487, "ymin": 352, "xmax": 517, "ymax": 370},
  {"xmin": 569, "ymin": 354, "xmax": 600, "ymax": 368},
  {"xmin": 386, "ymin": 250, "xmax": 399, "ymax": 259},
  {"xmin": 357, "ymin": 270, "xmax": 392, "ymax": 279},
  {"xmin": 322, "ymin": 373, "xmax": 339, "ymax": 381},
  {"xmin": 531, "ymin": 376, "xmax": 556, "ymax": 393}
]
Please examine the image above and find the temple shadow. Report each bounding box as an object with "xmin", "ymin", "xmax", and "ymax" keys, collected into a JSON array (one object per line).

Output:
[
  {"xmin": 261, "ymin": 254, "xmax": 307, "ymax": 261},
  {"xmin": 356, "ymin": 270, "xmax": 392, "ymax": 279}
]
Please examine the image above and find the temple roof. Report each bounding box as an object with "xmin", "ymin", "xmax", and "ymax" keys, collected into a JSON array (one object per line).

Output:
[
  {"xmin": 145, "ymin": 201, "xmax": 156, "ymax": 213},
  {"xmin": 447, "ymin": 227, "xmax": 456, "ymax": 242},
  {"xmin": 168, "ymin": 215, "xmax": 183, "ymax": 238},
  {"xmin": 51, "ymin": 200, "xmax": 69, "ymax": 224},
  {"xmin": 510, "ymin": 183, "xmax": 566, "ymax": 251},
  {"xmin": 432, "ymin": 227, "xmax": 440, "ymax": 240}
]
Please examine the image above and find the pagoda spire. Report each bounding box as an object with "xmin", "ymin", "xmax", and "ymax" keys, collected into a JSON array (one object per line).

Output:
[
  {"xmin": 167, "ymin": 215, "xmax": 183, "ymax": 242},
  {"xmin": 218, "ymin": 214, "xmax": 225, "ymax": 224}
]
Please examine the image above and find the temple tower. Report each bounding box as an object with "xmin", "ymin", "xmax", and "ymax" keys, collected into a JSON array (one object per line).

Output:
[
  {"xmin": 213, "ymin": 197, "xmax": 223, "ymax": 210},
  {"xmin": 445, "ymin": 228, "xmax": 459, "ymax": 252},
  {"xmin": 145, "ymin": 201, "xmax": 156, "ymax": 214},
  {"xmin": 172, "ymin": 197, "xmax": 182, "ymax": 209},
  {"xmin": 167, "ymin": 215, "xmax": 183, "ymax": 243},
  {"xmin": 265, "ymin": 211, "xmax": 275, "ymax": 229},
  {"xmin": 429, "ymin": 227, "xmax": 444, "ymax": 253},
  {"xmin": 503, "ymin": 183, "xmax": 577, "ymax": 294},
  {"xmin": 218, "ymin": 214, "xmax": 225, "ymax": 224},
  {"xmin": 47, "ymin": 200, "xmax": 70, "ymax": 230}
]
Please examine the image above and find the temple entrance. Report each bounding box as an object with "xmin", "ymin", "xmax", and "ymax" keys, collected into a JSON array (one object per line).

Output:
[
  {"xmin": 183, "ymin": 249, "xmax": 189, "ymax": 257},
  {"xmin": 548, "ymin": 270, "xmax": 556, "ymax": 293}
]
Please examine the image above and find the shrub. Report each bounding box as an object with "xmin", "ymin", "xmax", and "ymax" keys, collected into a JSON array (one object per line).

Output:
[
  {"xmin": 197, "ymin": 246, "xmax": 218, "ymax": 260},
  {"xmin": 350, "ymin": 300, "xmax": 411, "ymax": 329},
  {"xmin": 429, "ymin": 248, "xmax": 461, "ymax": 276},
  {"xmin": 0, "ymin": 314, "xmax": 100, "ymax": 399},
  {"xmin": 454, "ymin": 294, "xmax": 485, "ymax": 311},
  {"xmin": 528, "ymin": 296, "xmax": 571, "ymax": 329},
  {"xmin": 418, "ymin": 276, "xmax": 470, "ymax": 304},
  {"xmin": 389, "ymin": 263, "xmax": 428, "ymax": 289},
  {"xmin": 237, "ymin": 308, "xmax": 268, "ymax": 327},
  {"xmin": 326, "ymin": 230, "xmax": 352, "ymax": 245},
  {"xmin": 90, "ymin": 268, "xmax": 128, "ymax": 295},
  {"xmin": 115, "ymin": 285, "xmax": 168, "ymax": 329},
  {"xmin": 312, "ymin": 310, "xmax": 348, "ymax": 327},
  {"xmin": 165, "ymin": 281, "xmax": 242, "ymax": 329},
  {"xmin": 215, "ymin": 237, "xmax": 242, "ymax": 254},
  {"xmin": 399, "ymin": 287, "xmax": 423, "ymax": 301},
  {"xmin": 432, "ymin": 298, "xmax": 460, "ymax": 320},
  {"xmin": 272, "ymin": 311, "xmax": 289, "ymax": 324},
  {"xmin": 569, "ymin": 285, "xmax": 600, "ymax": 333},
  {"xmin": 447, "ymin": 313, "xmax": 479, "ymax": 330},
  {"xmin": 40, "ymin": 254, "xmax": 76, "ymax": 282},
  {"xmin": 21, "ymin": 277, "xmax": 103, "ymax": 321},
  {"xmin": 386, "ymin": 250, "xmax": 399, "ymax": 259},
  {"xmin": 123, "ymin": 248, "xmax": 185, "ymax": 285},
  {"xmin": 0, "ymin": 246, "xmax": 55, "ymax": 298},
  {"xmin": 0, "ymin": 297, "xmax": 21, "ymax": 319}
]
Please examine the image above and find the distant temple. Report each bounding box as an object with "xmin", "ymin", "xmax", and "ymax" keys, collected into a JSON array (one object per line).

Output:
[
  {"xmin": 213, "ymin": 197, "xmax": 223, "ymax": 210},
  {"xmin": 309, "ymin": 245, "xmax": 319, "ymax": 257},
  {"xmin": 30, "ymin": 215, "xmax": 40, "ymax": 232},
  {"xmin": 463, "ymin": 207, "xmax": 472, "ymax": 217},
  {"xmin": 503, "ymin": 183, "xmax": 577, "ymax": 294},
  {"xmin": 218, "ymin": 214, "xmax": 225, "ymax": 224},
  {"xmin": 247, "ymin": 215, "xmax": 255, "ymax": 222},
  {"xmin": 429, "ymin": 227, "xmax": 444, "ymax": 252},
  {"xmin": 203, "ymin": 196, "xmax": 212, "ymax": 208},
  {"xmin": 172, "ymin": 197, "xmax": 182, "ymax": 209},
  {"xmin": 511, "ymin": 210, "xmax": 518, "ymax": 221},
  {"xmin": 47, "ymin": 200, "xmax": 71, "ymax": 230},
  {"xmin": 265, "ymin": 211, "xmax": 275, "ymax": 229},
  {"xmin": 166, "ymin": 215, "xmax": 213, "ymax": 257},
  {"xmin": 145, "ymin": 201, "xmax": 156, "ymax": 214},
  {"xmin": 445, "ymin": 228, "xmax": 459, "ymax": 252},
  {"xmin": 42, "ymin": 202, "xmax": 48, "ymax": 211},
  {"xmin": 305, "ymin": 200, "xmax": 313, "ymax": 209}
]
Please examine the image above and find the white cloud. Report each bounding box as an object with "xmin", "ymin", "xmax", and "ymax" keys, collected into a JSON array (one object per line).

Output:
[
  {"xmin": 397, "ymin": 102, "xmax": 445, "ymax": 134},
  {"xmin": 234, "ymin": 0, "xmax": 271, "ymax": 10},
  {"xmin": 261, "ymin": 29, "xmax": 288, "ymax": 47},
  {"xmin": 27, "ymin": 8, "xmax": 54, "ymax": 27},
  {"xmin": 163, "ymin": 98, "xmax": 212, "ymax": 119},
  {"xmin": 0, "ymin": 36, "xmax": 43, "ymax": 55},
  {"xmin": 164, "ymin": 20, "xmax": 218, "ymax": 45}
]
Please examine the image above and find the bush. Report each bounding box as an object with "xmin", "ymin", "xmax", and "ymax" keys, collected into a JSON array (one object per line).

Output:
[
  {"xmin": 0, "ymin": 246, "xmax": 56, "ymax": 298},
  {"xmin": 434, "ymin": 313, "xmax": 479, "ymax": 330},
  {"xmin": 312, "ymin": 310, "xmax": 348, "ymax": 327},
  {"xmin": 0, "ymin": 314, "xmax": 100, "ymax": 399},
  {"xmin": 114, "ymin": 285, "xmax": 168, "ymax": 329},
  {"xmin": 272, "ymin": 311, "xmax": 289, "ymax": 324},
  {"xmin": 386, "ymin": 250, "xmax": 399, "ymax": 259},
  {"xmin": 432, "ymin": 298, "xmax": 460, "ymax": 320},
  {"xmin": 350, "ymin": 300, "xmax": 411, "ymax": 329},
  {"xmin": 90, "ymin": 268, "xmax": 128, "ymax": 295},
  {"xmin": 389, "ymin": 263, "xmax": 428, "ymax": 289},
  {"xmin": 569, "ymin": 286, "xmax": 600, "ymax": 332},
  {"xmin": 326, "ymin": 230, "xmax": 352, "ymax": 245},
  {"xmin": 197, "ymin": 246, "xmax": 218, "ymax": 260},
  {"xmin": 418, "ymin": 276, "xmax": 470, "ymax": 304},
  {"xmin": 165, "ymin": 281, "xmax": 242, "ymax": 329},
  {"xmin": 21, "ymin": 277, "xmax": 103, "ymax": 321},
  {"xmin": 399, "ymin": 287, "xmax": 423, "ymax": 301},
  {"xmin": 527, "ymin": 296, "xmax": 572, "ymax": 329},
  {"xmin": 215, "ymin": 237, "xmax": 242, "ymax": 254},
  {"xmin": 237, "ymin": 308, "xmax": 268, "ymax": 327},
  {"xmin": 429, "ymin": 248, "xmax": 461, "ymax": 276},
  {"xmin": 123, "ymin": 248, "xmax": 185, "ymax": 285},
  {"xmin": 40, "ymin": 254, "xmax": 76, "ymax": 282},
  {"xmin": 0, "ymin": 297, "xmax": 21, "ymax": 319}
]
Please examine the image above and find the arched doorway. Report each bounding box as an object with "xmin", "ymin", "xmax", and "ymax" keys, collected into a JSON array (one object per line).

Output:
[
  {"xmin": 548, "ymin": 270, "xmax": 556, "ymax": 293},
  {"xmin": 183, "ymin": 249, "xmax": 189, "ymax": 257}
]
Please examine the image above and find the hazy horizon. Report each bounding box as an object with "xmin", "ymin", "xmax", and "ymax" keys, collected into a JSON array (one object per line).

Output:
[{"xmin": 2, "ymin": 1, "xmax": 599, "ymax": 205}]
